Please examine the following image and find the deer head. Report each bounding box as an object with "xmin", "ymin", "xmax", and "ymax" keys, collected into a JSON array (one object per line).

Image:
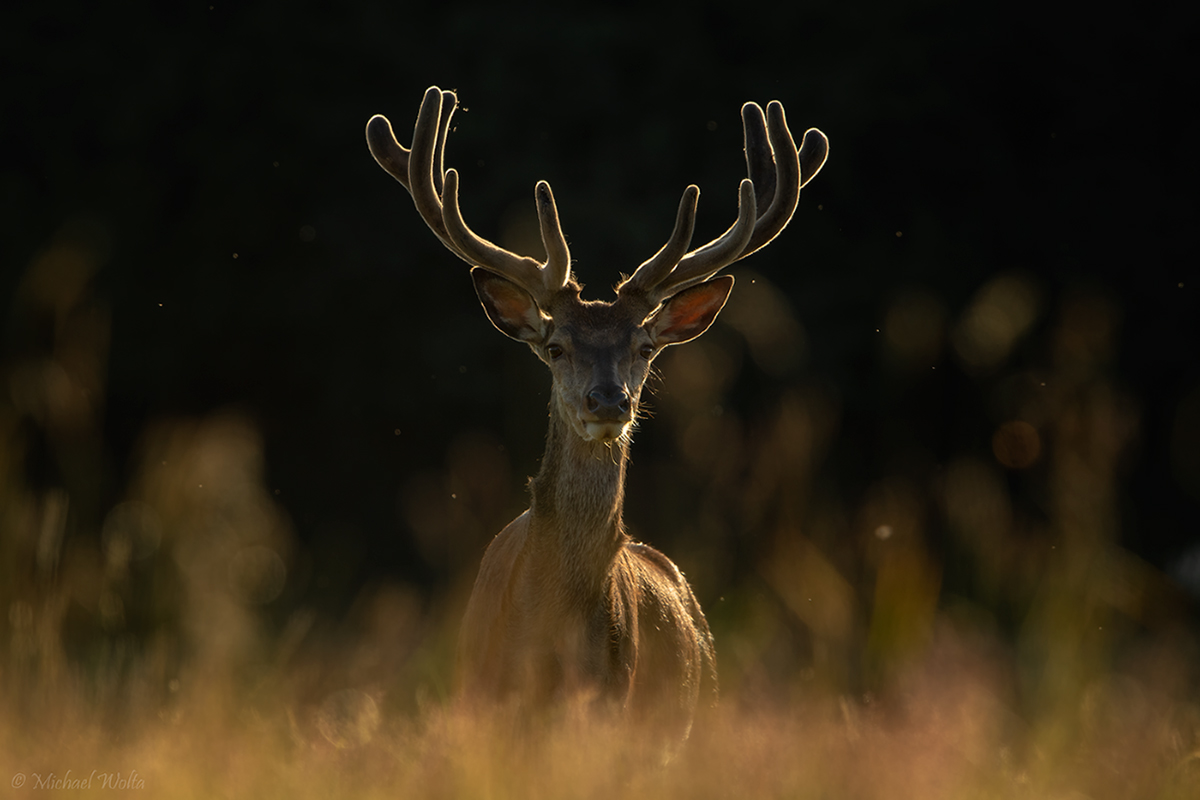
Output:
[{"xmin": 366, "ymin": 87, "xmax": 828, "ymax": 447}]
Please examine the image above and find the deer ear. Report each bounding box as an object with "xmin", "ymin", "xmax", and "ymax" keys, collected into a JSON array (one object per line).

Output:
[
  {"xmin": 471, "ymin": 267, "xmax": 548, "ymax": 343},
  {"xmin": 647, "ymin": 275, "xmax": 734, "ymax": 346}
]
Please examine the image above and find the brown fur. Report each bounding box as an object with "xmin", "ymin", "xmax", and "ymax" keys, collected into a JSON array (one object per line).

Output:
[
  {"xmin": 455, "ymin": 312, "xmax": 720, "ymax": 737},
  {"xmin": 365, "ymin": 86, "xmax": 827, "ymax": 741}
]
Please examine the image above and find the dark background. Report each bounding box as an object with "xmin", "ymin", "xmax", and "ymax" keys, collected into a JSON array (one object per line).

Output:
[{"xmin": 3, "ymin": 1, "xmax": 1197, "ymax": 649}]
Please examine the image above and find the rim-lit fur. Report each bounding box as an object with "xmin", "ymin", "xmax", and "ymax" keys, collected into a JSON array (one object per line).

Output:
[{"xmin": 366, "ymin": 87, "xmax": 827, "ymax": 741}]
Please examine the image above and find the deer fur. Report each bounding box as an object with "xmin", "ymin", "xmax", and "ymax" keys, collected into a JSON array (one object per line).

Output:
[{"xmin": 365, "ymin": 86, "xmax": 827, "ymax": 741}]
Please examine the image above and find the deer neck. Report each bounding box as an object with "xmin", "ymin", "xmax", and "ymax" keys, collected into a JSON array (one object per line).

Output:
[{"xmin": 527, "ymin": 398, "xmax": 629, "ymax": 594}]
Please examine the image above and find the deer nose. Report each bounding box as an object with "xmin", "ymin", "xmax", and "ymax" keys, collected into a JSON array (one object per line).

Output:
[{"xmin": 586, "ymin": 385, "xmax": 631, "ymax": 420}]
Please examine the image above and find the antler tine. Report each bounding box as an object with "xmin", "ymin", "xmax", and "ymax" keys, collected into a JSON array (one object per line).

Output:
[
  {"xmin": 620, "ymin": 99, "xmax": 828, "ymax": 304},
  {"xmin": 617, "ymin": 185, "xmax": 700, "ymax": 295},
  {"xmin": 647, "ymin": 178, "xmax": 757, "ymax": 299},
  {"xmin": 367, "ymin": 86, "xmax": 572, "ymax": 307},
  {"xmin": 441, "ymin": 169, "xmax": 549, "ymax": 298},
  {"xmin": 408, "ymin": 87, "xmax": 457, "ymax": 252},
  {"xmin": 431, "ymin": 89, "xmax": 455, "ymax": 198},
  {"xmin": 365, "ymin": 114, "xmax": 411, "ymax": 189},
  {"xmin": 535, "ymin": 181, "xmax": 572, "ymax": 296},
  {"xmin": 365, "ymin": 86, "xmax": 458, "ymax": 252},
  {"xmin": 736, "ymin": 100, "xmax": 801, "ymax": 259},
  {"xmin": 798, "ymin": 126, "xmax": 830, "ymax": 189},
  {"xmin": 743, "ymin": 102, "xmax": 777, "ymax": 215}
]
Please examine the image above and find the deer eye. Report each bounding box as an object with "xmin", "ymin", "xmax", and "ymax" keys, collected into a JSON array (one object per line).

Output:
[
  {"xmin": 639, "ymin": 345, "xmax": 655, "ymax": 360},
  {"xmin": 546, "ymin": 344, "xmax": 564, "ymax": 360}
]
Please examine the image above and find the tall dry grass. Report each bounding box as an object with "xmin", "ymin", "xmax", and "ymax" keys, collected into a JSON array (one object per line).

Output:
[{"xmin": 2, "ymin": 234, "xmax": 1198, "ymax": 798}]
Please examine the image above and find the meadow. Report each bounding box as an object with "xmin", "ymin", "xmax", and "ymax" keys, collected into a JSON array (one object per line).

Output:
[{"xmin": 3, "ymin": 248, "xmax": 1197, "ymax": 799}]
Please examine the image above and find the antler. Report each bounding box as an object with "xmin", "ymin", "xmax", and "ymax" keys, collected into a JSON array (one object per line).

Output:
[
  {"xmin": 367, "ymin": 87, "xmax": 828, "ymax": 309},
  {"xmin": 365, "ymin": 86, "xmax": 571, "ymax": 308},
  {"xmin": 617, "ymin": 100, "xmax": 829, "ymax": 305}
]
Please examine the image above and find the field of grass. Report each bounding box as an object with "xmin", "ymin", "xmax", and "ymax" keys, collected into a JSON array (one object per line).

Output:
[
  {"xmin": 2, "ymin": 618, "xmax": 1198, "ymax": 799},
  {"xmin": 2, "ymin": 241, "xmax": 1197, "ymax": 798},
  {"xmin": 2, "ymin": 412, "xmax": 1197, "ymax": 800}
]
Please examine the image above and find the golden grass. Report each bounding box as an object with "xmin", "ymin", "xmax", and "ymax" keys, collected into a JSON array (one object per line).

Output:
[
  {"xmin": 2, "ymin": 606, "xmax": 1198, "ymax": 799},
  {"xmin": 4, "ymin": 233, "xmax": 1198, "ymax": 798}
]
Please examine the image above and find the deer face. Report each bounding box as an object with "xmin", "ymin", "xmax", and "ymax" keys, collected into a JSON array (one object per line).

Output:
[
  {"xmin": 367, "ymin": 87, "xmax": 827, "ymax": 443},
  {"xmin": 472, "ymin": 269, "xmax": 734, "ymax": 444}
]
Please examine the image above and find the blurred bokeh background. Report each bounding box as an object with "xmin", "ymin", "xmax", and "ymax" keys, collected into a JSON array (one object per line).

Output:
[{"xmin": 2, "ymin": 1, "xmax": 1198, "ymax": 796}]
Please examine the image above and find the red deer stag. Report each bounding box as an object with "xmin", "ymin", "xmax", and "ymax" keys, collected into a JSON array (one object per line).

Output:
[{"xmin": 366, "ymin": 87, "xmax": 827, "ymax": 739}]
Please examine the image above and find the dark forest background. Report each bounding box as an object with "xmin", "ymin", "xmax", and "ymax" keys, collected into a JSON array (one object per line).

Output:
[{"xmin": 2, "ymin": 0, "xmax": 1198, "ymax": 700}]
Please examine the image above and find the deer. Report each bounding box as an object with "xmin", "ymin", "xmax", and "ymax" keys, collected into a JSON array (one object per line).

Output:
[{"xmin": 365, "ymin": 86, "xmax": 827, "ymax": 741}]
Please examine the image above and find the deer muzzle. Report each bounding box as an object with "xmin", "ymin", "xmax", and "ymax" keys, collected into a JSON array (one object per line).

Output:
[{"xmin": 581, "ymin": 385, "xmax": 632, "ymax": 442}]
